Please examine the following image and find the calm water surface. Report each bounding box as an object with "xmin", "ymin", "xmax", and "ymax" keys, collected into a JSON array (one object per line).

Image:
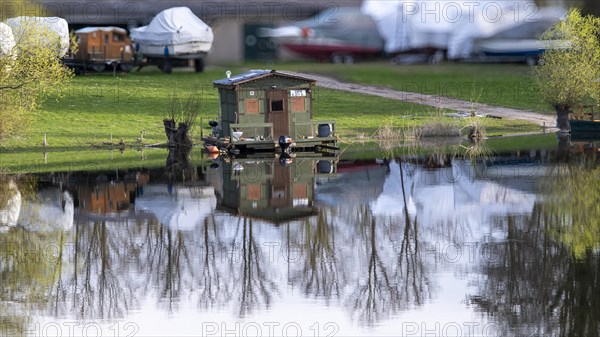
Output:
[{"xmin": 1, "ymin": 145, "xmax": 599, "ymax": 337}]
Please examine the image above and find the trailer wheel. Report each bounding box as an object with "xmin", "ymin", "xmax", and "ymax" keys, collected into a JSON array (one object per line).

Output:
[
  {"xmin": 194, "ymin": 58, "xmax": 205, "ymax": 72},
  {"xmin": 119, "ymin": 62, "xmax": 133, "ymax": 72},
  {"xmin": 526, "ymin": 56, "xmax": 538, "ymax": 66},
  {"xmin": 331, "ymin": 53, "xmax": 344, "ymax": 64},
  {"xmin": 343, "ymin": 54, "xmax": 354, "ymax": 64},
  {"xmin": 162, "ymin": 60, "xmax": 172, "ymax": 74},
  {"xmin": 91, "ymin": 64, "xmax": 105, "ymax": 73}
]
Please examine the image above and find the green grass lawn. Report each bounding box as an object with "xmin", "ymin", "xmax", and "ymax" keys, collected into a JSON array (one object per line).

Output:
[
  {"xmin": 0, "ymin": 132, "xmax": 558, "ymax": 174},
  {"xmin": 253, "ymin": 61, "xmax": 553, "ymax": 113},
  {"xmin": 0, "ymin": 147, "xmax": 176, "ymax": 174},
  {"xmin": 0, "ymin": 63, "xmax": 543, "ymax": 152}
]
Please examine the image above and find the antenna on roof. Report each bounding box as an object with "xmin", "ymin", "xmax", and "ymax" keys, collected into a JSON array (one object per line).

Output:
[{"xmin": 226, "ymin": 70, "xmax": 231, "ymax": 79}]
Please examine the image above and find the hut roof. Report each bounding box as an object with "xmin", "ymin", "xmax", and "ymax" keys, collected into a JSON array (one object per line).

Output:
[
  {"xmin": 213, "ymin": 69, "xmax": 316, "ymax": 88},
  {"xmin": 75, "ymin": 26, "xmax": 128, "ymax": 34}
]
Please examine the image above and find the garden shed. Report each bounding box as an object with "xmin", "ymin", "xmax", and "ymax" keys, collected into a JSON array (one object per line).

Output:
[{"xmin": 207, "ymin": 69, "xmax": 337, "ymax": 152}]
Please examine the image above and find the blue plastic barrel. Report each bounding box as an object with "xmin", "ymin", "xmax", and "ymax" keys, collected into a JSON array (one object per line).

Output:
[{"xmin": 317, "ymin": 124, "xmax": 331, "ymax": 137}]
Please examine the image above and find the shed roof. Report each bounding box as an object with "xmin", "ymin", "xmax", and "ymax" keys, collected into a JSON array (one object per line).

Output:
[
  {"xmin": 76, "ymin": 26, "xmax": 128, "ymax": 34},
  {"xmin": 213, "ymin": 69, "xmax": 316, "ymax": 88}
]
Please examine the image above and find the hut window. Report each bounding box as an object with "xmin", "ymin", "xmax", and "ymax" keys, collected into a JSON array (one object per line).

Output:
[
  {"xmin": 290, "ymin": 90, "xmax": 306, "ymax": 97},
  {"xmin": 247, "ymin": 184, "xmax": 261, "ymax": 200},
  {"xmin": 104, "ymin": 34, "xmax": 109, "ymax": 45},
  {"xmin": 291, "ymin": 97, "xmax": 305, "ymax": 112},
  {"xmin": 293, "ymin": 183, "xmax": 307, "ymax": 198},
  {"xmin": 246, "ymin": 99, "xmax": 259, "ymax": 114},
  {"xmin": 271, "ymin": 100, "xmax": 284, "ymax": 112}
]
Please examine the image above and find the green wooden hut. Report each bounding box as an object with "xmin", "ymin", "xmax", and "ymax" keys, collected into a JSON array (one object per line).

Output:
[{"xmin": 206, "ymin": 70, "xmax": 337, "ymax": 152}]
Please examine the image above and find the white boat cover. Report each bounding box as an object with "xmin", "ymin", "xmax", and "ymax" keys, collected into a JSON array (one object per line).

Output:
[
  {"xmin": 362, "ymin": 0, "xmax": 464, "ymax": 53},
  {"xmin": 5, "ymin": 16, "xmax": 69, "ymax": 57},
  {"xmin": 130, "ymin": 7, "xmax": 213, "ymax": 46},
  {"xmin": 0, "ymin": 22, "xmax": 15, "ymax": 56},
  {"xmin": 448, "ymin": 6, "xmax": 564, "ymax": 59},
  {"xmin": 361, "ymin": 0, "xmax": 561, "ymax": 58}
]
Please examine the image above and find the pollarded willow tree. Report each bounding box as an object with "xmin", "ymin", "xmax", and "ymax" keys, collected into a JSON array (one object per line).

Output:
[
  {"xmin": 532, "ymin": 8, "xmax": 600, "ymax": 133},
  {"xmin": 0, "ymin": 15, "xmax": 73, "ymax": 141}
]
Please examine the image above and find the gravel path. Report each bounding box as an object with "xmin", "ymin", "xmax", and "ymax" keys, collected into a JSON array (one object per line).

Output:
[{"xmin": 286, "ymin": 71, "xmax": 557, "ymax": 130}]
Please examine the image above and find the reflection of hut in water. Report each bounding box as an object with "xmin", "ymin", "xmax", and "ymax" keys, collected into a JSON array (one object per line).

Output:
[
  {"xmin": 567, "ymin": 138, "xmax": 600, "ymax": 161},
  {"xmin": 211, "ymin": 156, "xmax": 336, "ymax": 223},
  {"xmin": 74, "ymin": 173, "xmax": 148, "ymax": 214},
  {"xmin": 66, "ymin": 170, "xmax": 216, "ymax": 229}
]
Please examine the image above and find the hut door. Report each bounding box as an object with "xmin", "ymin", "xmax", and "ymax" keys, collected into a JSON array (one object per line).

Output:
[
  {"xmin": 268, "ymin": 90, "xmax": 289, "ymax": 137},
  {"xmin": 270, "ymin": 164, "xmax": 290, "ymax": 207}
]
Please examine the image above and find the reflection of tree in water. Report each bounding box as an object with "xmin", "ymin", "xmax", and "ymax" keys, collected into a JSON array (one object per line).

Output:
[
  {"xmin": 0, "ymin": 176, "xmax": 71, "ymax": 332},
  {"xmin": 166, "ymin": 146, "xmax": 197, "ymax": 182},
  {"xmin": 0, "ymin": 158, "xmax": 441, "ymax": 326},
  {"xmin": 541, "ymin": 163, "xmax": 600, "ymax": 336},
  {"xmin": 47, "ymin": 214, "xmax": 225, "ymax": 317},
  {"xmin": 470, "ymin": 161, "xmax": 600, "ymax": 336},
  {"xmin": 140, "ymin": 214, "xmax": 278, "ymax": 317},
  {"xmin": 544, "ymin": 164, "xmax": 600, "ymax": 258},
  {"xmin": 36, "ymin": 210, "xmax": 280, "ymax": 319},
  {"xmin": 0, "ymin": 228, "xmax": 68, "ymax": 335},
  {"xmin": 347, "ymin": 207, "xmax": 400, "ymax": 325},
  {"xmin": 233, "ymin": 217, "xmax": 278, "ymax": 317},
  {"xmin": 470, "ymin": 213, "xmax": 567, "ymax": 336},
  {"xmin": 346, "ymin": 160, "xmax": 430, "ymax": 325},
  {"xmin": 143, "ymin": 220, "xmax": 189, "ymax": 312},
  {"xmin": 345, "ymin": 207, "xmax": 428, "ymax": 325},
  {"xmin": 555, "ymin": 252, "xmax": 600, "ymax": 337},
  {"xmin": 51, "ymin": 220, "xmax": 139, "ymax": 319},
  {"xmin": 395, "ymin": 160, "xmax": 427, "ymax": 310},
  {"xmin": 290, "ymin": 211, "xmax": 341, "ymax": 303},
  {"xmin": 197, "ymin": 214, "xmax": 231, "ymax": 310}
]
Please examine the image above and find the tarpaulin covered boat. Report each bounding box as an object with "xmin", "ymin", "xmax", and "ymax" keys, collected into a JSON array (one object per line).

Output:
[
  {"xmin": 130, "ymin": 6, "xmax": 213, "ymax": 73},
  {"xmin": 5, "ymin": 16, "xmax": 69, "ymax": 57}
]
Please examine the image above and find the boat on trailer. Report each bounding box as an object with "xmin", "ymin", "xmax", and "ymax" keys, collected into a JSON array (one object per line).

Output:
[
  {"xmin": 202, "ymin": 70, "xmax": 338, "ymax": 154},
  {"xmin": 130, "ymin": 7, "xmax": 213, "ymax": 73}
]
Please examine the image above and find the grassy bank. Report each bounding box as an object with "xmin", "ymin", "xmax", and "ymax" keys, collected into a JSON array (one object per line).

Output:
[
  {"xmin": 0, "ymin": 148, "xmax": 176, "ymax": 174},
  {"xmin": 338, "ymin": 132, "xmax": 558, "ymax": 160},
  {"xmin": 0, "ymin": 64, "xmax": 542, "ymax": 151},
  {"xmin": 255, "ymin": 61, "xmax": 553, "ymax": 113},
  {"xmin": 0, "ymin": 133, "xmax": 558, "ymax": 174}
]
